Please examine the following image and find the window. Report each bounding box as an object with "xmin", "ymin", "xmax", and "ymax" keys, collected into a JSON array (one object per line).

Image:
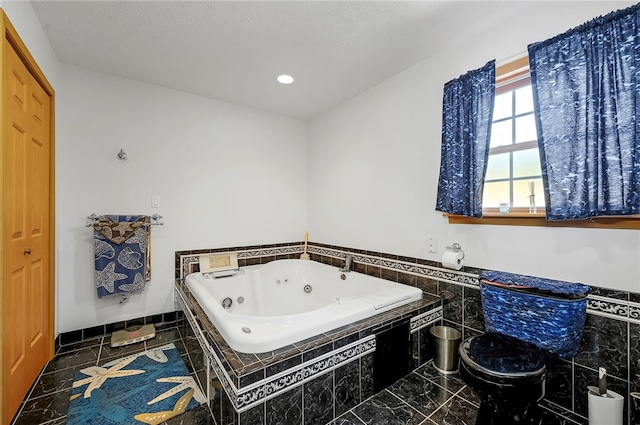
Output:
[
  {"xmin": 482, "ymin": 56, "xmax": 544, "ymax": 214},
  {"xmin": 446, "ymin": 55, "xmax": 640, "ymax": 229}
]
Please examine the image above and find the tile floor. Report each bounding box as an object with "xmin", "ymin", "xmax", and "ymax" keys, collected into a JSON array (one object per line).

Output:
[{"xmin": 11, "ymin": 326, "xmax": 588, "ymax": 425}]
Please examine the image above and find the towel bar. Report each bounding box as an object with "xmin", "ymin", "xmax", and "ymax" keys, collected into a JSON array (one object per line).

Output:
[{"xmin": 85, "ymin": 213, "xmax": 164, "ymax": 227}]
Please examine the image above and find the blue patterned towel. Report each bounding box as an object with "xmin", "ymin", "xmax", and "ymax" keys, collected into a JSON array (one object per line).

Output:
[{"xmin": 94, "ymin": 215, "xmax": 150, "ymax": 298}]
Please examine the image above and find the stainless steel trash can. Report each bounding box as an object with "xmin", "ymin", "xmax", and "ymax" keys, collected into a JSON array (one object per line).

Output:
[{"xmin": 430, "ymin": 326, "xmax": 461, "ymax": 374}]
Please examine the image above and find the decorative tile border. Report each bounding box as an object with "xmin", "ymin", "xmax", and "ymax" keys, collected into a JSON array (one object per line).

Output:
[
  {"xmin": 587, "ymin": 295, "xmax": 640, "ymax": 324},
  {"xmin": 176, "ymin": 284, "xmax": 376, "ymax": 413},
  {"xmin": 175, "ymin": 287, "xmax": 239, "ymax": 405},
  {"xmin": 177, "ymin": 242, "xmax": 640, "ymax": 327},
  {"xmin": 178, "ymin": 244, "xmax": 304, "ymax": 279},
  {"xmin": 236, "ymin": 335, "xmax": 375, "ymax": 412},
  {"xmin": 308, "ymin": 245, "xmax": 480, "ymax": 288},
  {"xmin": 410, "ymin": 306, "xmax": 443, "ymax": 334}
]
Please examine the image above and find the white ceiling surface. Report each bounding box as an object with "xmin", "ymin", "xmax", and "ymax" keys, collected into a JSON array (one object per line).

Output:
[{"xmin": 31, "ymin": 1, "xmax": 532, "ymax": 120}]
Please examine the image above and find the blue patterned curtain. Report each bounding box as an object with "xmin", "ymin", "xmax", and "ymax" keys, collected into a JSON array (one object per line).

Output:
[
  {"xmin": 528, "ymin": 4, "xmax": 640, "ymax": 220},
  {"xmin": 436, "ymin": 61, "xmax": 495, "ymax": 218}
]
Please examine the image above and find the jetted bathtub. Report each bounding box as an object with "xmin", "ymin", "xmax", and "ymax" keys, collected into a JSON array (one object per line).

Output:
[{"xmin": 185, "ymin": 259, "xmax": 422, "ymax": 353}]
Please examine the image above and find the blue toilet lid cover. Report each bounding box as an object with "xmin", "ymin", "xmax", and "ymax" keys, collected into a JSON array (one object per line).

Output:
[
  {"xmin": 480, "ymin": 270, "xmax": 590, "ymax": 300},
  {"xmin": 464, "ymin": 332, "xmax": 546, "ymax": 376}
]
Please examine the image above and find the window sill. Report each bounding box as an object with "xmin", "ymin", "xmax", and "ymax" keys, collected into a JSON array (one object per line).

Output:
[{"xmin": 445, "ymin": 212, "xmax": 640, "ymax": 229}]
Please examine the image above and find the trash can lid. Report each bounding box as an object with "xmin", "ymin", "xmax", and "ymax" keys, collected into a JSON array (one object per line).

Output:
[
  {"xmin": 460, "ymin": 332, "xmax": 546, "ymax": 378},
  {"xmin": 430, "ymin": 325, "xmax": 461, "ymax": 341}
]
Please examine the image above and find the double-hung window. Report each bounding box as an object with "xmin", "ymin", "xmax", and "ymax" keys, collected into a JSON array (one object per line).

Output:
[
  {"xmin": 446, "ymin": 55, "xmax": 640, "ymax": 229},
  {"xmin": 482, "ymin": 56, "xmax": 544, "ymax": 214}
]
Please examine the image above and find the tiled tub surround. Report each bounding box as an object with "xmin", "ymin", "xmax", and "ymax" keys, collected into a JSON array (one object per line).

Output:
[
  {"xmin": 176, "ymin": 242, "xmax": 640, "ymax": 424},
  {"xmin": 176, "ymin": 279, "xmax": 441, "ymax": 424}
]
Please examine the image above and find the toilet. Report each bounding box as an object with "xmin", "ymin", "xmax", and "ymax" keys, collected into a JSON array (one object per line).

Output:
[{"xmin": 459, "ymin": 271, "xmax": 590, "ymax": 425}]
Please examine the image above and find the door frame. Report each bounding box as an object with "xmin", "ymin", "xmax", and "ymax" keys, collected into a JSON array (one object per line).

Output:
[{"xmin": 0, "ymin": 8, "xmax": 56, "ymax": 421}]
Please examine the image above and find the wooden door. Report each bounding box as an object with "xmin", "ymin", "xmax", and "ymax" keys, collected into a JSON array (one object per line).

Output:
[{"xmin": 2, "ymin": 17, "xmax": 54, "ymax": 423}]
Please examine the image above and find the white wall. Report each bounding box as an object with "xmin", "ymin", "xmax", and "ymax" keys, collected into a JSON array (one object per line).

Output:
[
  {"xmin": 55, "ymin": 65, "xmax": 307, "ymax": 333},
  {"xmin": 308, "ymin": 1, "xmax": 640, "ymax": 293},
  {"xmin": 6, "ymin": 0, "xmax": 640, "ymax": 336},
  {"xmin": 0, "ymin": 1, "xmax": 59, "ymax": 87}
]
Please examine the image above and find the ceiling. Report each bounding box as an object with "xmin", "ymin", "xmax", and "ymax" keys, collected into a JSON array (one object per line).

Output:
[{"xmin": 30, "ymin": 1, "xmax": 534, "ymax": 120}]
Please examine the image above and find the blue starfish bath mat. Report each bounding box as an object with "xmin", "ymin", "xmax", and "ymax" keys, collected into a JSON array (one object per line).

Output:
[{"xmin": 66, "ymin": 343, "xmax": 205, "ymax": 425}]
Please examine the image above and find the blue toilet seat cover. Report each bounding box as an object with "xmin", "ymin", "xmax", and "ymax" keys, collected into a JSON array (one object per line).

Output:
[{"xmin": 462, "ymin": 333, "xmax": 546, "ymax": 377}]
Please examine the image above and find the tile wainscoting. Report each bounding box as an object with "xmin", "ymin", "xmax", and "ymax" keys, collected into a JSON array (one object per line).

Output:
[{"xmin": 175, "ymin": 241, "xmax": 640, "ymax": 425}]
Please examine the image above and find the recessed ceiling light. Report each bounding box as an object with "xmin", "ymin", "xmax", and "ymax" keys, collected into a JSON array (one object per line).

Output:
[{"xmin": 277, "ymin": 74, "xmax": 294, "ymax": 84}]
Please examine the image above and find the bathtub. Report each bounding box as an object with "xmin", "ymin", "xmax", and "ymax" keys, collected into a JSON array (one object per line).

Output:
[{"xmin": 185, "ymin": 259, "xmax": 422, "ymax": 353}]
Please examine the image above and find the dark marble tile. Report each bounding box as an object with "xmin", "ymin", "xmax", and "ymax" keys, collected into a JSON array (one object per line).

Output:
[
  {"xmin": 301, "ymin": 340, "xmax": 334, "ymax": 362},
  {"xmin": 419, "ymin": 325, "xmax": 435, "ymax": 366},
  {"xmin": 83, "ymin": 325, "xmax": 106, "ymax": 340},
  {"xmin": 13, "ymin": 388, "xmax": 71, "ymax": 425},
  {"xmin": 387, "ymin": 372, "xmax": 454, "ymax": 417},
  {"xmin": 630, "ymin": 322, "xmax": 640, "ymax": 392},
  {"xmin": 631, "ymin": 392, "xmax": 640, "ymax": 425},
  {"xmin": 411, "ymin": 331, "xmax": 420, "ymax": 370},
  {"xmin": 304, "ymin": 372, "xmax": 334, "ymax": 425},
  {"xmin": 457, "ymin": 385, "xmax": 480, "ymax": 407},
  {"xmin": 56, "ymin": 337, "xmax": 103, "ymax": 355},
  {"xmin": 589, "ymin": 287, "xmax": 628, "ymax": 300},
  {"xmin": 238, "ymin": 403, "xmax": 265, "ymax": 425},
  {"xmin": 221, "ymin": 386, "xmax": 238, "ymax": 425},
  {"xmin": 42, "ymin": 417, "xmax": 67, "ymax": 425},
  {"xmin": 266, "ymin": 354, "xmax": 302, "ymax": 378},
  {"xmin": 182, "ymin": 353, "xmax": 197, "ymax": 374},
  {"xmin": 538, "ymin": 401, "xmax": 588, "ymax": 425},
  {"xmin": 266, "ymin": 385, "xmax": 302, "ymax": 425},
  {"xmin": 98, "ymin": 339, "xmax": 147, "ymax": 362},
  {"xmin": 440, "ymin": 282, "xmax": 462, "ymax": 325},
  {"xmin": 28, "ymin": 367, "xmax": 75, "ymax": 400},
  {"xmin": 428, "ymin": 394, "xmax": 478, "ymax": 425},
  {"xmin": 105, "ymin": 320, "xmax": 126, "ymax": 335},
  {"xmin": 184, "ymin": 338, "xmax": 206, "ymax": 372},
  {"xmin": 398, "ymin": 271, "xmax": 416, "ymax": 287},
  {"xmin": 239, "ymin": 368, "xmax": 265, "ymax": 388},
  {"xmin": 43, "ymin": 346, "xmax": 100, "ymax": 374},
  {"xmin": 574, "ymin": 364, "xmax": 628, "ymax": 420},
  {"xmin": 59, "ymin": 329, "xmax": 83, "ymax": 346},
  {"xmin": 365, "ymin": 265, "xmax": 381, "ymax": 278},
  {"xmin": 361, "ymin": 354, "xmax": 375, "ymax": 400},
  {"xmin": 351, "ymin": 389, "xmax": 426, "ymax": 425},
  {"xmin": 463, "ymin": 286, "xmax": 484, "ymax": 332},
  {"xmin": 145, "ymin": 327, "xmax": 182, "ymax": 348},
  {"xmin": 335, "ymin": 360, "xmax": 361, "ymax": 417},
  {"xmin": 164, "ymin": 404, "xmax": 216, "ymax": 424},
  {"xmin": 167, "ymin": 338, "xmax": 187, "ymax": 356},
  {"xmin": 328, "ymin": 411, "xmax": 366, "ymax": 425},
  {"xmin": 414, "ymin": 362, "xmax": 466, "ymax": 394},
  {"xmin": 415, "ymin": 276, "xmax": 438, "ymax": 296},
  {"xmin": 462, "ymin": 326, "xmax": 482, "ymax": 341},
  {"xmin": 381, "ymin": 267, "xmax": 398, "ymax": 282},
  {"xmin": 575, "ymin": 313, "xmax": 628, "ymax": 380},
  {"xmin": 546, "ymin": 356, "xmax": 573, "ymax": 410}
]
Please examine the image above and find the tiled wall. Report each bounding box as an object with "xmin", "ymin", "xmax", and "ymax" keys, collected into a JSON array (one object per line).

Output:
[
  {"xmin": 175, "ymin": 243, "xmax": 444, "ymax": 425},
  {"xmin": 61, "ymin": 240, "xmax": 640, "ymax": 424},
  {"xmin": 176, "ymin": 241, "xmax": 640, "ymax": 425},
  {"xmin": 56, "ymin": 311, "xmax": 180, "ymax": 350},
  {"xmin": 430, "ymin": 263, "xmax": 640, "ymax": 425}
]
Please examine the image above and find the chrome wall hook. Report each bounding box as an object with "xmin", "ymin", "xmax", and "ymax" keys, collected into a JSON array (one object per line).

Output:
[{"xmin": 117, "ymin": 149, "xmax": 128, "ymax": 162}]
